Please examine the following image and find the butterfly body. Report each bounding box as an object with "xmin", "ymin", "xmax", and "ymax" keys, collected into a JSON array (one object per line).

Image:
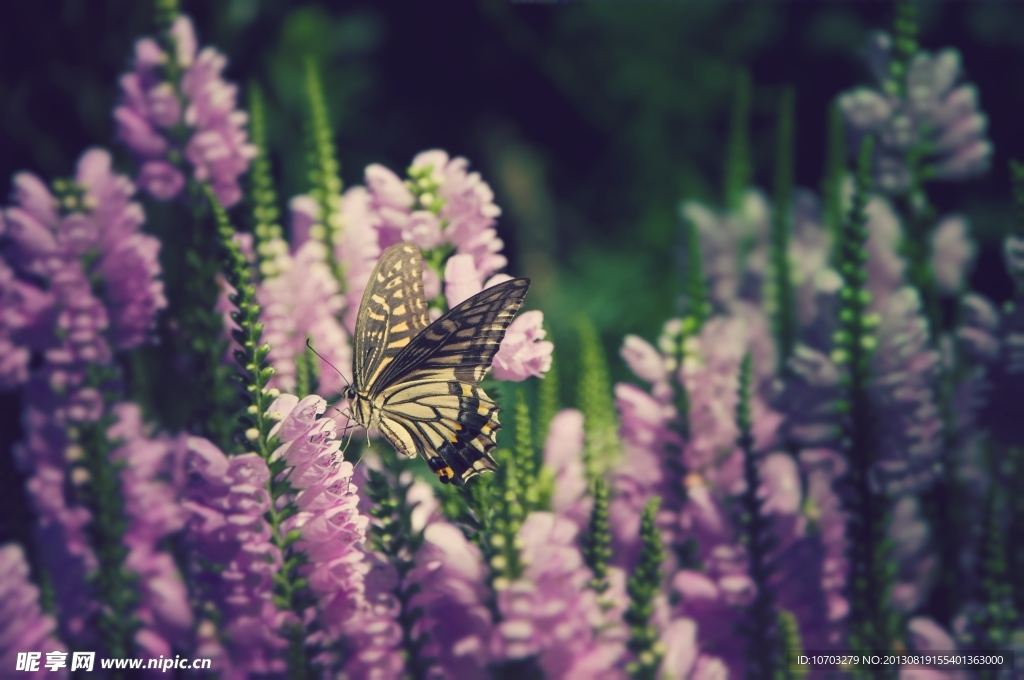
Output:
[{"xmin": 347, "ymin": 243, "xmax": 530, "ymax": 486}]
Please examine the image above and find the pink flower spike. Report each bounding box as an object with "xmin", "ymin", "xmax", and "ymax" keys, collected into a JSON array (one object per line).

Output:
[
  {"xmin": 444, "ymin": 254, "xmax": 482, "ymax": 309},
  {"xmin": 491, "ymin": 310, "xmax": 553, "ymax": 382}
]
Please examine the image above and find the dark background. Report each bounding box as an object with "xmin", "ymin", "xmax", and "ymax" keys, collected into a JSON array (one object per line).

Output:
[{"xmin": 3, "ymin": 0, "xmax": 1024, "ymax": 545}]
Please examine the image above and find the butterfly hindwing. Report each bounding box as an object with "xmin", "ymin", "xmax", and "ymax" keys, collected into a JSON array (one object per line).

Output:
[
  {"xmin": 368, "ymin": 277, "xmax": 531, "ymax": 395},
  {"xmin": 352, "ymin": 243, "xmax": 432, "ymax": 390},
  {"xmin": 375, "ymin": 380, "xmax": 501, "ymax": 485}
]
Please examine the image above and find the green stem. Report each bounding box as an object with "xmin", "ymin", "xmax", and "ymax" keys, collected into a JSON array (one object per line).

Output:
[
  {"xmin": 737, "ymin": 355, "xmax": 780, "ymax": 680},
  {"xmin": 304, "ymin": 56, "xmax": 345, "ymax": 286},
  {"xmin": 583, "ymin": 478, "xmax": 612, "ymax": 594},
  {"xmin": 771, "ymin": 86, "xmax": 797, "ymax": 371},
  {"xmin": 74, "ymin": 369, "xmax": 140, "ymax": 669},
  {"xmin": 366, "ymin": 461, "xmax": 433, "ymax": 679},
  {"xmin": 247, "ymin": 82, "xmax": 285, "ymax": 279},
  {"xmin": 625, "ymin": 497, "xmax": 666, "ymax": 680},
  {"xmin": 724, "ymin": 68, "xmax": 753, "ymax": 211},
  {"xmin": 835, "ymin": 137, "xmax": 900, "ymax": 675}
]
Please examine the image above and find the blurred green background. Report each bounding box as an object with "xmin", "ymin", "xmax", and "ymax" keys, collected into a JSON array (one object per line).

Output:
[{"xmin": 2, "ymin": 0, "xmax": 1024, "ymax": 392}]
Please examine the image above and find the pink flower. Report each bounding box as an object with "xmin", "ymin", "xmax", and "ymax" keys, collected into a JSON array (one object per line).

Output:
[
  {"xmin": 491, "ymin": 310, "xmax": 553, "ymax": 381},
  {"xmin": 268, "ymin": 394, "xmax": 375, "ymax": 666},
  {"xmin": 409, "ymin": 522, "xmax": 496, "ymax": 678},
  {"xmin": 492, "ymin": 512, "xmax": 627, "ymax": 679},
  {"xmin": 2, "ymin": 148, "xmax": 170, "ymax": 649},
  {"xmin": 336, "ymin": 187, "xmax": 383, "ymax": 334},
  {"xmin": 115, "ymin": 16, "xmax": 256, "ymax": 206},
  {"xmin": 137, "ymin": 161, "xmax": 185, "ymax": 201},
  {"xmin": 284, "ymin": 188, "xmax": 382, "ymax": 338},
  {"xmin": 929, "ymin": 216, "xmax": 975, "ymax": 294},
  {"xmin": 3, "ymin": 149, "xmax": 166, "ymax": 352},
  {"xmin": 0, "ymin": 259, "xmax": 50, "ymax": 389},
  {"xmin": 257, "ymin": 239, "xmax": 352, "ymax": 398},
  {"xmin": 0, "ymin": 545, "xmax": 69, "ymax": 678},
  {"xmin": 444, "ymin": 253, "xmax": 483, "ymax": 310},
  {"xmin": 182, "ymin": 437, "xmax": 289, "ymax": 676},
  {"xmin": 680, "ymin": 190, "xmax": 771, "ymax": 309},
  {"xmin": 839, "ymin": 33, "xmax": 991, "ymax": 192},
  {"xmin": 109, "ymin": 404, "xmax": 193, "ymax": 651},
  {"xmin": 365, "ymin": 151, "xmax": 508, "ymax": 302},
  {"xmin": 543, "ymin": 409, "xmax": 591, "ymax": 530}
]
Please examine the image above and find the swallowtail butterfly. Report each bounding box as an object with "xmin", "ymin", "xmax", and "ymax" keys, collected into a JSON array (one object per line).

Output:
[{"xmin": 344, "ymin": 242, "xmax": 530, "ymax": 486}]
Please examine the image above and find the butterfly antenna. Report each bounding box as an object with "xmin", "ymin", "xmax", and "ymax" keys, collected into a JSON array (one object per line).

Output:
[{"xmin": 305, "ymin": 338, "xmax": 352, "ymax": 390}]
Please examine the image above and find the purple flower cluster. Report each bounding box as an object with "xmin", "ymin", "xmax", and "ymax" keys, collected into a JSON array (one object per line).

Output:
[
  {"xmin": 257, "ymin": 234, "xmax": 352, "ymax": 398},
  {"xmin": 1, "ymin": 149, "xmax": 176, "ymax": 649},
  {"xmin": 681, "ymin": 190, "xmax": 772, "ymax": 312},
  {"xmin": 288, "ymin": 188, "xmax": 381, "ymax": 338},
  {"xmin": 839, "ymin": 32, "xmax": 992, "ymax": 193},
  {"xmin": 6, "ymin": 4, "xmax": 1021, "ymax": 676},
  {"xmin": 116, "ymin": 16, "xmax": 256, "ymax": 207},
  {"xmin": 543, "ymin": 409, "xmax": 593, "ymax": 530},
  {"xmin": 182, "ymin": 438, "xmax": 288, "ymax": 676},
  {"xmin": 1, "ymin": 149, "xmax": 166, "ymax": 368},
  {"xmin": 182, "ymin": 392, "xmax": 376, "ymax": 675},
  {"xmin": 108, "ymin": 405, "xmax": 194, "ymax": 656},
  {"xmin": 492, "ymin": 512, "xmax": 628, "ymax": 679},
  {"xmin": 410, "ymin": 520, "xmax": 496, "ymax": 677},
  {"xmin": 268, "ymin": 395, "xmax": 369, "ymax": 641},
  {"xmin": 0, "ymin": 544, "xmax": 69, "ymax": 678},
  {"xmin": 368, "ymin": 150, "xmax": 506, "ymax": 287}
]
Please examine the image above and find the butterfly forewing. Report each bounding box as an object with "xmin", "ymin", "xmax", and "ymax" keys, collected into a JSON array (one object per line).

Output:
[
  {"xmin": 369, "ymin": 278, "xmax": 530, "ymax": 394},
  {"xmin": 352, "ymin": 243, "xmax": 432, "ymax": 390},
  {"xmin": 360, "ymin": 276, "xmax": 530, "ymax": 485}
]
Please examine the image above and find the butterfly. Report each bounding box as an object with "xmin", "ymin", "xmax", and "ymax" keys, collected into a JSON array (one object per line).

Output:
[{"xmin": 343, "ymin": 242, "xmax": 531, "ymax": 486}]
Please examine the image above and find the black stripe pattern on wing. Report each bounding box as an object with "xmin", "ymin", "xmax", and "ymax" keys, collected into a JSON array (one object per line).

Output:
[
  {"xmin": 367, "ymin": 277, "xmax": 531, "ymax": 396},
  {"xmin": 376, "ymin": 380, "xmax": 502, "ymax": 486},
  {"xmin": 352, "ymin": 243, "xmax": 431, "ymax": 390}
]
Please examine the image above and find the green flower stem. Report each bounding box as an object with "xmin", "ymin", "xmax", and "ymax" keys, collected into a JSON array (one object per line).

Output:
[
  {"xmin": 205, "ymin": 186, "xmax": 275, "ymax": 458},
  {"xmin": 583, "ymin": 478, "xmax": 612, "ymax": 594},
  {"xmin": 886, "ymin": 1, "xmax": 919, "ymax": 100},
  {"xmin": 885, "ymin": 2, "xmax": 943, "ymax": 333},
  {"xmin": 771, "ymin": 86, "xmax": 797, "ymax": 371},
  {"xmin": 822, "ymin": 100, "xmax": 846, "ymax": 250},
  {"xmin": 181, "ymin": 181, "xmax": 238, "ymax": 452},
  {"xmin": 537, "ymin": 343, "xmax": 560, "ymax": 441},
  {"xmin": 514, "ymin": 390, "xmax": 551, "ymax": 511},
  {"xmin": 152, "ymin": 0, "xmax": 178, "ymax": 30},
  {"xmin": 736, "ymin": 355, "xmax": 781, "ymax": 680},
  {"xmin": 206, "ymin": 188, "xmax": 315, "ymax": 677},
  {"xmin": 967, "ymin": 447, "xmax": 1017, "ymax": 664},
  {"xmin": 304, "ymin": 56, "xmax": 345, "ymax": 286},
  {"xmin": 72, "ymin": 366, "xmax": 139, "ymax": 668},
  {"xmin": 366, "ymin": 460, "xmax": 433, "ymax": 679},
  {"xmin": 776, "ymin": 610, "xmax": 807, "ymax": 680},
  {"xmin": 625, "ymin": 497, "xmax": 667, "ymax": 680},
  {"xmin": 576, "ymin": 317, "xmax": 620, "ymax": 482},
  {"xmin": 293, "ymin": 337, "xmax": 319, "ymax": 400},
  {"xmin": 834, "ymin": 137, "xmax": 900, "ymax": 672},
  {"xmin": 673, "ymin": 209, "xmax": 711, "ymax": 445},
  {"xmin": 724, "ymin": 68, "xmax": 753, "ymax": 212},
  {"xmin": 247, "ymin": 82, "xmax": 286, "ymax": 280}
]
